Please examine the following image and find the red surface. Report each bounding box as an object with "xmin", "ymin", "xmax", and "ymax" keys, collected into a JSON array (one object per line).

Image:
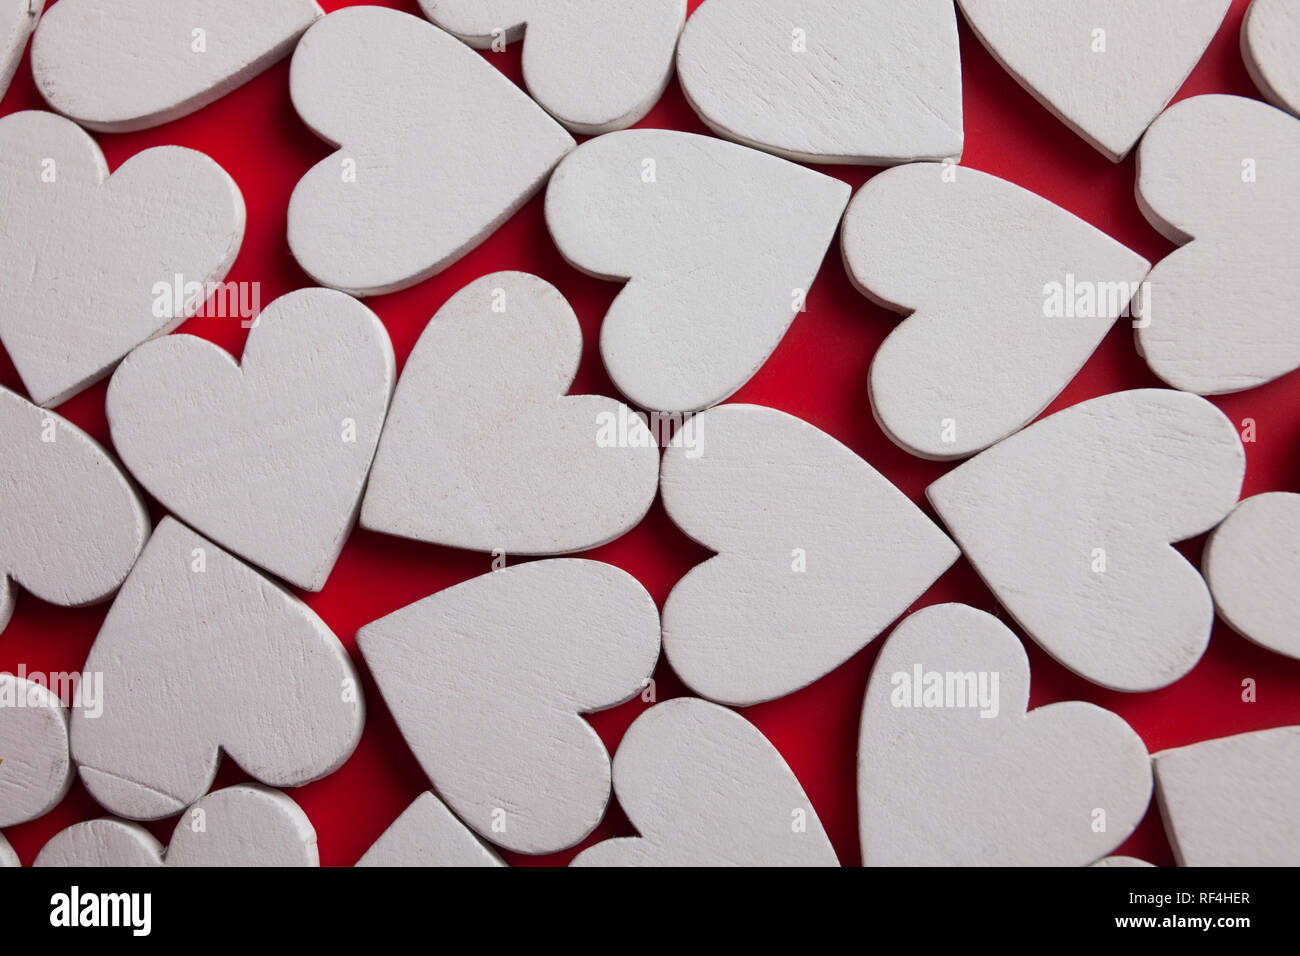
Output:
[{"xmin": 3, "ymin": 0, "xmax": 1299, "ymax": 868}]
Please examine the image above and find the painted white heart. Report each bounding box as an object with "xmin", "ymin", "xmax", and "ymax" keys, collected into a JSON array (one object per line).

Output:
[
  {"xmin": 34, "ymin": 785, "xmax": 318, "ymax": 866},
  {"xmin": 31, "ymin": 0, "xmax": 322, "ymax": 132},
  {"xmin": 360, "ymin": 272, "xmax": 657, "ymax": 555},
  {"xmin": 572, "ymin": 697, "xmax": 838, "ymax": 866},
  {"xmin": 1154, "ymin": 726, "xmax": 1300, "ymax": 866},
  {"xmin": 927, "ymin": 389, "xmax": 1245, "ymax": 692},
  {"xmin": 546, "ymin": 129, "xmax": 850, "ymax": 413},
  {"xmin": 660, "ymin": 404, "xmax": 958, "ymax": 706},
  {"xmin": 1136, "ymin": 94, "xmax": 1300, "ymax": 394},
  {"xmin": 957, "ymin": 0, "xmax": 1230, "ymax": 161},
  {"xmin": 842, "ymin": 163, "xmax": 1149, "ymax": 460},
  {"xmin": 357, "ymin": 559, "xmax": 660, "ymax": 855},
  {"xmin": 0, "ymin": 386, "xmax": 150, "ymax": 635},
  {"xmin": 0, "ymin": 110, "xmax": 245, "ymax": 408},
  {"xmin": 418, "ymin": 0, "xmax": 686, "ymax": 134},
  {"xmin": 1242, "ymin": 0, "xmax": 1300, "ymax": 118},
  {"xmin": 677, "ymin": 0, "xmax": 963, "ymax": 165},
  {"xmin": 843, "ymin": 162, "xmax": 1151, "ymax": 460},
  {"xmin": 1203, "ymin": 492, "xmax": 1300, "ymax": 661},
  {"xmin": 71, "ymin": 517, "xmax": 365, "ymax": 821},
  {"xmin": 107, "ymin": 288, "xmax": 395, "ymax": 592},
  {"xmin": 0, "ymin": 834, "xmax": 15, "ymax": 866},
  {"xmin": 356, "ymin": 792, "xmax": 504, "ymax": 868},
  {"xmin": 859, "ymin": 604, "xmax": 1152, "ymax": 866},
  {"xmin": 0, "ymin": 673, "xmax": 73, "ymax": 827},
  {"xmin": 287, "ymin": 6, "xmax": 574, "ymax": 296},
  {"xmin": 0, "ymin": 0, "xmax": 42, "ymax": 100}
]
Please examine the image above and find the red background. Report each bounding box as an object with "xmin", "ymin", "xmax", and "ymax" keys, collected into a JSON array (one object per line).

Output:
[{"xmin": 3, "ymin": 0, "xmax": 1299, "ymax": 867}]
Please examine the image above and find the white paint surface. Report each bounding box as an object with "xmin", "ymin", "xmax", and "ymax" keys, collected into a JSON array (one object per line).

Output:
[
  {"xmin": 678, "ymin": 0, "xmax": 963, "ymax": 164},
  {"xmin": 71, "ymin": 518, "xmax": 365, "ymax": 821},
  {"xmin": 927, "ymin": 390, "xmax": 1244, "ymax": 692},
  {"xmin": 108, "ymin": 288, "xmax": 394, "ymax": 592},
  {"xmin": 859, "ymin": 604, "xmax": 1153, "ymax": 866},
  {"xmin": 361, "ymin": 273, "xmax": 658, "ymax": 555},
  {"xmin": 287, "ymin": 7, "xmax": 574, "ymax": 296},
  {"xmin": 546, "ymin": 129, "xmax": 849, "ymax": 413},
  {"xmin": 660, "ymin": 403, "xmax": 957, "ymax": 706},
  {"xmin": 358, "ymin": 559, "xmax": 660, "ymax": 855}
]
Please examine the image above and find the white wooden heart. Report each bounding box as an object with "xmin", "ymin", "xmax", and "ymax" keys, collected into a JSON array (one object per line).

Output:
[
  {"xmin": 1136, "ymin": 94, "xmax": 1300, "ymax": 394},
  {"xmin": 356, "ymin": 792, "xmax": 505, "ymax": 868},
  {"xmin": 0, "ymin": 109, "xmax": 245, "ymax": 408},
  {"xmin": 287, "ymin": 6, "xmax": 574, "ymax": 296},
  {"xmin": 71, "ymin": 517, "xmax": 365, "ymax": 821},
  {"xmin": 357, "ymin": 559, "xmax": 660, "ymax": 855},
  {"xmin": 0, "ymin": 386, "xmax": 150, "ymax": 635},
  {"xmin": 843, "ymin": 162, "xmax": 1151, "ymax": 460},
  {"xmin": 546, "ymin": 129, "xmax": 850, "ymax": 413},
  {"xmin": 1242, "ymin": 0, "xmax": 1300, "ymax": 118},
  {"xmin": 0, "ymin": 0, "xmax": 42, "ymax": 101},
  {"xmin": 1154, "ymin": 726, "xmax": 1300, "ymax": 866},
  {"xmin": 107, "ymin": 288, "xmax": 394, "ymax": 592},
  {"xmin": 859, "ymin": 603, "xmax": 1153, "ymax": 866},
  {"xmin": 360, "ymin": 272, "xmax": 658, "ymax": 555},
  {"xmin": 661, "ymin": 404, "xmax": 958, "ymax": 706},
  {"xmin": 571, "ymin": 697, "xmax": 838, "ymax": 866},
  {"xmin": 417, "ymin": 0, "xmax": 686, "ymax": 134},
  {"xmin": 34, "ymin": 785, "xmax": 319, "ymax": 866},
  {"xmin": 0, "ymin": 673, "xmax": 73, "ymax": 827},
  {"xmin": 0, "ymin": 834, "xmax": 15, "ymax": 866},
  {"xmin": 31, "ymin": 0, "xmax": 322, "ymax": 132},
  {"xmin": 957, "ymin": 0, "xmax": 1230, "ymax": 161},
  {"xmin": 927, "ymin": 389, "xmax": 1244, "ymax": 692},
  {"xmin": 1203, "ymin": 492, "xmax": 1300, "ymax": 661},
  {"xmin": 677, "ymin": 0, "xmax": 963, "ymax": 165}
]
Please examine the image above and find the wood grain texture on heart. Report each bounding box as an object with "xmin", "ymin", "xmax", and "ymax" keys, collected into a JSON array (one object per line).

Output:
[
  {"xmin": 677, "ymin": 0, "xmax": 963, "ymax": 165},
  {"xmin": 357, "ymin": 559, "xmax": 660, "ymax": 855},
  {"xmin": 843, "ymin": 162, "xmax": 1151, "ymax": 460},
  {"xmin": 957, "ymin": 0, "xmax": 1230, "ymax": 161},
  {"xmin": 1154, "ymin": 726, "xmax": 1300, "ymax": 866},
  {"xmin": 1242, "ymin": 0, "xmax": 1300, "ymax": 118},
  {"xmin": 0, "ymin": 673, "xmax": 73, "ymax": 828},
  {"xmin": 0, "ymin": 386, "xmax": 150, "ymax": 636},
  {"xmin": 34, "ymin": 785, "xmax": 319, "ymax": 867},
  {"xmin": 571, "ymin": 698, "xmax": 838, "ymax": 866},
  {"xmin": 545, "ymin": 129, "xmax": 850, "ymax": 413},
  {"xmin": 0, "ymin": 110, "xmax": 245, "ymax": 407},
  {"xmin": 859, "ymin": 604, "xmax": 1152, "ymax": 866},
  {"xmin": 107, "ymin": 288, "xmax": 395, "ymax": 592},
  {"xmin": 71, "ymin": 518, "xmax": 364, "ymax": 822},
  {"xmin": 0, "ymin": 0, "xmax": 42, "ymax": 101},
  {"xmin": 356, "ymin": 792, "xmax": 505, "ymax": 868},
  {"xmin": 1203, "ymin": 492, "xmax": 1300, "ymax": 661},
  {"xmin": 0, "ymin": 834, "xmax": 16, "ymax": 867},
  {"xmin": 660, "ymin": 404, "xmax": 957, "ymax": 706},
  {"xmin": 1136, "ymin": 94, "xmax": 1300, "ymax": 394},
  {"xmin": 360, "ymin": 272, "xmax": 658, "ymax": 555},
  {"xmin": 418, "ymin": 0, "xmax": 686, "ymax": 135},
  {"xmin": 287, "ymin": 6, "xmax": 574, "ymax": 296},
  {"xmin": 927, "ymin": 389, "xmax": 1245, "ymax": 693},
  {"xmin": 31, "ymin": 0, "xmax": 322, "ymax": 132}
]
